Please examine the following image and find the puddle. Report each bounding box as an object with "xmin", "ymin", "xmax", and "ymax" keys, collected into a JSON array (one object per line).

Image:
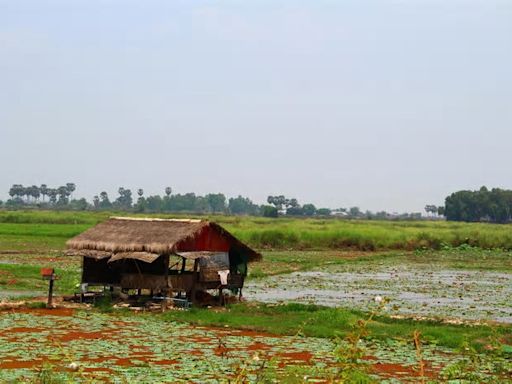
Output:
[{"xmin": 245, "ymin": 267, "xmax": 512, "ymax": 323}]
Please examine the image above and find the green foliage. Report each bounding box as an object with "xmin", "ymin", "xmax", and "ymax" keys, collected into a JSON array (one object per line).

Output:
[
  {"xmin": 316, "ymin": 208, "xmax": 332, "ymax": 216},
  {"xmin": 93, "ymin": 292, "xmax": 114, "ymax": 312},
  {"xmin": 229, "ymin": 195, "xmax": 259, "ymax": 215},
  {"xmin": 445, "ymin": 186, "xmax": 512, "ymax": 223},
  {"xmin": 261, "ymin": 205, "xmax": 278, "ymax": 218},
  {"xmin": 205, "ymin": 193, "xmax": 227, "ymax": 213},
  {"xmin": 114, "ymin": 187, "xmax": 133, "ymax": 210},
  {"xmin": 302, "ymin": 203, "xmax": 317, "ymax": 216},
  {"xmin": 0, "ymin": 264, "xmax": 80, "ymax": 294},
  {"xmin": 35, "ymin": 362, "xmax": 67, "ymax": 384}
]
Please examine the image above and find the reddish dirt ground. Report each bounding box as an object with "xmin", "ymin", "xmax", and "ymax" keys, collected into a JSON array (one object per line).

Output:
[
  {"xmin": 0, "ymin": 360, "xmax": 45, "ymax": 369},
  {"xmin": 371, "ymin": 361, "xmax": 440, "ymax": 381},
  {"xmin": 13, "ymin": 308, "xmax": 75, "ymax": 317}
]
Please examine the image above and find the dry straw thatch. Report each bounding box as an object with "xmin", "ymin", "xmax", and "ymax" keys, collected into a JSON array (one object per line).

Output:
[
  {"xmin": 66, "ymin": 217, "xmax": 261, "ymax": 262},
  {"xmin": 108, "ymin": 251, "xmax": 161, "ymax": 264}
]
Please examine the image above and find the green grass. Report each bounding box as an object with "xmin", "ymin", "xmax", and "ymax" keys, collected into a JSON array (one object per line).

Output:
[
  {"xmin": 0, "ymin": 263, "xmax": 80, "ymax": 294},
  {"xmin": 3, "ymin": 209, "xmax": 512, "ymax": 251},
  {"xmin": 159, "ymin": 302, "xmax": 511, "ymax": 351}
]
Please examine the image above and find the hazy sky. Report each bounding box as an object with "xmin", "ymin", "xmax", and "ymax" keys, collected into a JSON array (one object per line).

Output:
[{"xmin": 1, "ymin": 0, "xmax": 511, "ymax": 212}]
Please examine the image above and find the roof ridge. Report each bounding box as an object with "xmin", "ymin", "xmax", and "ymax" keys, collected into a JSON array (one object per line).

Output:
[{"xmin": 110, "ymin": 216, "xmax": 204, "ymax": 223}]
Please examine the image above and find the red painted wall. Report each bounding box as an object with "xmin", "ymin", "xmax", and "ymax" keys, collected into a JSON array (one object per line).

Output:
[{"xmin": 175, "ymin": 226, "xmax": 231, "ymax": 252}]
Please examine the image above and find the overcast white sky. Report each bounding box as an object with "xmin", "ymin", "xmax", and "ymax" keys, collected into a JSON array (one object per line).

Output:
[{"xmin": 1, "ymin": 0, "xmax": 511, "ymax": 212}]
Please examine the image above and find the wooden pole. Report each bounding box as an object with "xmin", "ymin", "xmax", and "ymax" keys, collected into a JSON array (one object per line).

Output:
[
  {"xmin": 190, "ymin": 259, "xmax": 199, "ymax": 305},
  {"xmin": 218, "ymin": 287, "xmax": 223, "ymax": 306},
  {"xmin": 47, "ymin": 278, "xmax": 54, "ymax": 308},
  {"xmin": 162, "ymin": 255, "xmax": 170, "ymax": 311}
]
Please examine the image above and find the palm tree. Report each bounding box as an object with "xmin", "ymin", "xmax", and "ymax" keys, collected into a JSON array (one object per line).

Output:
[
  {"xmin": 66, "ymin": 183, "xmax": 76, "ymax": 199},
  {"xmin": 137, "ymin": 189, "xmax": 144, "ymax": 197},
  {"xmin": 48, "ymin": 189, "xmax": 58, "ymax": 204},
  {"xmin": 40, "ymin": 184, "xmax": 48, "ymax": 202},
  {"xmin": 57, "ymin": 186, "xmax": 70, "ymax": 204},
  {"xmin": 23, "ymin": 186, "xmax": 31, "ymax": 203},
  {"xmin": 9, "ymin": 184, "xmax": 23, "ymax": 200},
  {"xmin": 30, "ymin": 185, "xmax": 40, "ymax": 202},
  {"xmin": 165, "ymin": 187, "xmax": 172, "ymax": 197}
]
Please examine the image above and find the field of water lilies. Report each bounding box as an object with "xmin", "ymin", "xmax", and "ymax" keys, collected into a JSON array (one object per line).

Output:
[{"xmin": 0, "ymin": 307, "xmax": 510, "ymax": 383}]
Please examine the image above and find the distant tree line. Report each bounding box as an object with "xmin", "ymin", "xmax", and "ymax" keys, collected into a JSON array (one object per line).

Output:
[
  {"xmin": 2, "ymin": 184, "xmax": 333, "ymax": 217},
  {"xmin": 5, "ymin": 183, "xmax": 86, "ymax": 209},
  {"xmin": 1, "ymin": 183, "xmax": 425, "ymax": 220},
  {"xmin": 443, "ymin": 186, "xmax": 512, "ymax": 223}
]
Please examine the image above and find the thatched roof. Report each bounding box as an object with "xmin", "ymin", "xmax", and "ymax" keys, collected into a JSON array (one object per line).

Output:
[
  {"xmin": 66, "ymin": 217, "xmax": 261, "ymax": 262},
  {"xmin": 108, "ymin": 252, "xmax": 161, "ymax": 264},
  {"xmin": 177, "ymin": 251, "xmax": 226, "ymax": 260},
  {"xmin": 65, "ymin": 249, "xmax": 111, "ymax": 259}
]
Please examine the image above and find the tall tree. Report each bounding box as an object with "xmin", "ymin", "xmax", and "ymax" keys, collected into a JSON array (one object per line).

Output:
[
  {"xmin": 115, "ymin": 187, "xmax": 133, "ymax": 210},
  {"xmin": 267, "ymin": 195, "xmax": 287, "ymax": 211},
  {"xmin": 99, "ymin": 191, "xmax": 112, "ymax": 209},
  {"xmin": 145, "ymin": 195, "xmax": 163, "ymax": 212},
  {"xmin": 302, "ymin": 203, "xmax": 317, "ymax": 216},
  {"xmin": 206, "ymin": 193, "xmax": 227, "ymax": 213},
  {"xmin": 349, "ymin": 207, "xmax": 361, "ymax": 217},
  {"xmin": 40, "ymin": 184, "xmax": 48, "ymax": 202},
  {"xmin": 48, "ymin": 189, "xmax": 58, "ymax": 204},
  {"xmin": 8, "ymin": 184, "xmax": 24, "ymax": 204},
  {"xmin": 135, "ymin": 189, "xmax": 145, "ymax": 212},
  {"xmin": 57, "ymin": 186, "xmax": 70, "ymax": 205},
  {"xmin": 228, "ymin": 196, "xmax": 258, "ymax": 215},
  {"xmin": 29, "ymin": 185, "xmax": 40, "ymax": 202},
  {"xmin": 424, "ymin": 205, "xmax": 438, "ymax": 217},
  {"xmin": 66, "ymin": 183, "xmax": 76, "ymax": 199}
]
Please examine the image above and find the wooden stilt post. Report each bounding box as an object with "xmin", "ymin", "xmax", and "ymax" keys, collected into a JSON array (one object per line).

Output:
[
  {"xmin": 219, "ymin": 287, "xmax": 223, "ymax": 306},
  {"xmin": 190, "ymin": 259, "xmax": 199, "ymax": 305},
  {"xmin": 162, "ymin": 255, "xmax": 170, "ymax": 311},
  {"xmin": 47, "ymin": 279, "xmax": 54, "ymax": 308}
]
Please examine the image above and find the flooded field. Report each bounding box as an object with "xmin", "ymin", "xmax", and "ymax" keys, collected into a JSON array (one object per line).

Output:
[
  {"xmin": 245, "ymin": 265, "xmax": 512, "ymax": 323},
  {"xmin": 0, "ymin": 308, "xmax": 506, "ymax": 383}
]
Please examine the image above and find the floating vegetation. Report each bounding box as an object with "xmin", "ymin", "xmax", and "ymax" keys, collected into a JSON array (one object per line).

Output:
[
  {"xmin": 0, "ymin": 309, "xmax": 510, "ymax": 383},
  {"xmin": 245, "ymin": 264, "xmax": 512, "ymax": 323}
]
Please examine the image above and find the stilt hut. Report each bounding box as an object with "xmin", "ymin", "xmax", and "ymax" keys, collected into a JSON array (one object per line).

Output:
[{"xmin": 66, "ymin": 217, "xmax": 261, "ymax": 302}]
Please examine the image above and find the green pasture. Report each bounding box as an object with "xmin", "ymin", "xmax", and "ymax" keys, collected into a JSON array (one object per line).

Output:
[{"xmin": 3, "ymin": 209, "xmax": 512, "ymax": 251}]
